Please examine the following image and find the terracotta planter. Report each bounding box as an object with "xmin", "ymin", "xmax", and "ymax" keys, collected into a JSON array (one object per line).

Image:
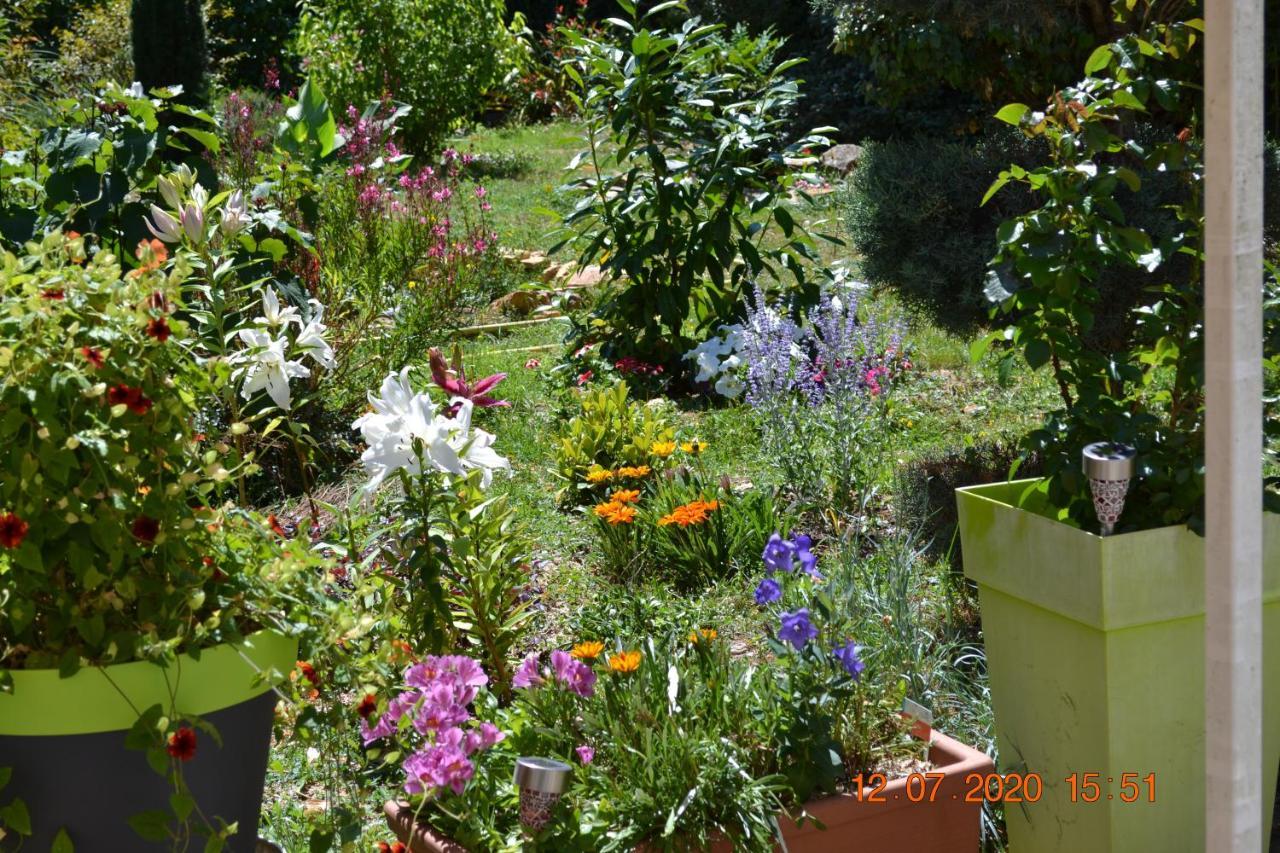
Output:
[{"xmin": 384, "ymin": 730, "xmax": 992, "ymax": 852}]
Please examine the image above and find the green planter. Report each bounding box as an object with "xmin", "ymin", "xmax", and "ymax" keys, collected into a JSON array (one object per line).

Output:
[
  {"xmin": 956, "ymin": 479, "xmax": 1280, "ymax": 852},
  {"xmin": 0, "ymin": 631, "xmax": 297, "ymax": 851}
]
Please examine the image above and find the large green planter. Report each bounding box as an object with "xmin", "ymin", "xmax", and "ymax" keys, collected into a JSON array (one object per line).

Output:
[
  {"xmin": 0, "ymin": 631, "xmax": 297, "ymax": 851},
  {"xmin": 956, "ymin": 479, "xmax": 1280, "ymax": 852}
]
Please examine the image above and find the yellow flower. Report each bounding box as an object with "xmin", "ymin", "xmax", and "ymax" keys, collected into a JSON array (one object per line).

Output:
[
  {"xmin": 608, "ymin": 650, "xmax": 642, "ymax": 673},
  {"xmin": 572, "ymin": 641, "xmax": 605, "ymax": 660},
  {"xmin": 650, "ymin": 440, "xmax": 676, "ymax": 458},
  {"xmin": 680, "ymin": 439, "xmax": 706, "ymax": 455},
  {"xmin": 615, "ymin": 465, "xmax": 651, "ymax": 479},
  {"xmin": 610, "ymin": 489, "xmax": 641, "ymax": 504},
  {"xmin": 585, "ymin": 467, "xmax": 614, "ymax": 484},
  {"xmin": 688, "ymin": 628, "xmax": 718, "ymax": 644}
]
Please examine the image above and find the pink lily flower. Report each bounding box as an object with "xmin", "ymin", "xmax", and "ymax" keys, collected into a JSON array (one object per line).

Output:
[{"xmin": 429, "ymin": 346, "xmax": 509, "ymax": 415}]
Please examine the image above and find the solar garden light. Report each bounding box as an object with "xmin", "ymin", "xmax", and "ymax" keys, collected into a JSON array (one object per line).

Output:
[
  {"xmin": 1082, "ymin": 442, "xmax": 1137, "ymax": 536},
  {"xmin": 514, "ymin": 757, "xmax": 572, "ymax": 830}
]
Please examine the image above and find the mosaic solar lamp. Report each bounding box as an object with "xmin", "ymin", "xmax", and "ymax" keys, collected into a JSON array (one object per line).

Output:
[
  {"xmin": 1082, "ymin": 442, "xmax": 1137, "ymax": 536},
  {"xmin": 514, "ymin": 757, "xmax": 573, "ymax": 830}
]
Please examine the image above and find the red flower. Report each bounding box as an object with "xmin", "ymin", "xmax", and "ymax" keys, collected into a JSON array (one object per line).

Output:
[
  {"xmin": 131, "ymin": 516, "xmax": 160, "ymax": 543},
  {"xmin": 107, "ymin": 385, "xmax": 152, "ymax": 415},
  {"xmin": 0, "ymin": 512, "xmax": 29, "ymax": 549},
  {"xmin": 145, "ymin": 318, "xmax": 171, "ymax": 342},
  {"xmin": 267, "ymin": 514, "xmax": 287, "ymax": 537},
  {"xmin": 356, "ymin": 693, "xmax": 378, "ymax": 719},
  {"xmin": 576, "ymin": 370, "xmax": 593, "ymax": 386},
  {"xmin": 80, "ymin": 346, "xmax": 106, "ymax": 369},
  {"xmin": 1177, "ymin": 127, "xmax": 1193, "ymax": 143},
  {"xmin": 41, "ymin": 288, "xmax": 65, "ymax": 300},
  {"xmin": 297, "ymin": 660, "xmax": 321, "ymax": 688},
  {"xmin": 166, "ymin": 726, "xmax": 197, "ymax": 761}
]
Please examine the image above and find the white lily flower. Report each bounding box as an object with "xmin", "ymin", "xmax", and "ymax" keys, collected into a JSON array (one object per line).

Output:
[
  {"xmin": 180, "ymin": 201, "xmax": 204, "ymax": 244},
  {"xmin": 191, "ymin": 183, "xmax": 208, "ymax": 208},
  {"xmin": 157, "ymin": 175, "xmax": 182, "ymax": 210},
  {"xmin": 294, "ymin": 300, "xmax": 335, "ymax": 369},
  {"xmin": 220, "ymin": 189, "xmax": 251, "ymax": 238},
  {"xmin": 233, "ymin": 328, "xmax": 310, "ymax": 411},
  {"xmin": 436, "ymin": 398, "xmax": 511, "ymax": 488},
  {"xmin": 145, "ymin": 205, "xmax": 182, "ymax": 243},
  {"xmin": 714, "ymin": 372, "xmax": 744, "ymax": 399},
  {"xmin": 254, "ymin": 287, "xmax": 301, "ymax": 329}
]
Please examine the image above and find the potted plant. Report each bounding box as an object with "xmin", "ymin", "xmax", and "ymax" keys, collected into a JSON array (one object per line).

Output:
[
  {"xmin": 958, "ymin": 18, "xmax": 1279, "ymax": 852},
  {"xmin": 0, "ymin": 233, "xmax": 321, "ymax": 851},
  {"xmin": 378, "ymin": 532, "xmax": 992, "ymax": 851}
]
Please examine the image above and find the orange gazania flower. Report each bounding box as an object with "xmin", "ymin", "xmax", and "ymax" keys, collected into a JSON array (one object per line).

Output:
[
  {"xmin": 658, "ymin": 499, "xmax": 719, "ymax": 527},
  {"xmin": 609, "ymin": 489, "xmax": 640, "ymax": 504},
  {"xmin": 593, "ymin": 500, "xmax": 636, "ymax": 524},
  {"xmin": 571, "ymin": 640, "xmax": 605, "ymax": 660},
  {"xmin": 650, "ymin": 440, "xmax": 676, "ymax": 458},
  {"xmin": 608, "ymin": 650, "xmax": 642, "ymax": 673},
  {"xmin": 688, "ymin": 628, "xmax": 718, "ymax": 644},
  {"xmin": 615, "ymin": 465, "xmax": 651, "ymax": 479},
  {"xmin": 585, "ymin": 467, "xmax": 614, "ymax": 484}
]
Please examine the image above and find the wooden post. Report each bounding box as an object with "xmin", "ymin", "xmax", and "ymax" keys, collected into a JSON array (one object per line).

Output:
[{"xmin": 1204, "ymin": 0, "xmax": 1266, "ymax": 849}]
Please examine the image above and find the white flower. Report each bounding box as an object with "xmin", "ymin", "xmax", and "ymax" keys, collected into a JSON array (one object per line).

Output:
[
  {"xmin": 294, "ymin": 300, "xmax": 335, "ymax": 369},
  {"xmin": 180, "ymin": 200, "xmax": 205, "ymax": 244},
  {"xmin": 305, "ymin": 746, "xmax": 321, "ymax": 764},
  {"xmin": 157, "ymin": 175, "xmax": 182, "ymax": 210},
  {"xmin": 255, "ymin": 288, "xmax": 301, "ymax": 329},
  {"xmin": 233, "ymin": 328, "xmax": 310, "ymax": 411},
  {"xmin": 220, "ymin": 189, "xmax": 251, "ymax": 238},
  {"xmin": 353, "ymin": 370, "xmax": 510, "ymax": 492},
  {"xmin": 719, "ymin": 323, "xmax": 744, "ymax": 353},
  {"xmin": 714, "ymin": 372, "xmax": 744, "ymax": 399},
  {"xmin": 127, "ymin": 81, "xmax": 145, "ymax": 98},
  {"xmin": 145, "ymin": 205, "xmax": 182, "ymax": 243},
  {"xmin": 720, "ymin": 354, "xmax": 742, "ymax": 372}
]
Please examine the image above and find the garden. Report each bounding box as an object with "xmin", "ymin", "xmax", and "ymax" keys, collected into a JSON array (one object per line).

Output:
[{"xmin": 0, "ymin": 0, "xmax": 1278, "ymax": 851}]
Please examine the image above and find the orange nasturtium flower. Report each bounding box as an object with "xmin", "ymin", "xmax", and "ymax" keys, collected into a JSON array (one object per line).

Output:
[
  {"xmin": 609, "ymin": 489, "xmax": 641, "ymax": 504},
  {"xmin": 609, "ymin": 650, "xmax": 642, "ymax": 673},
  {"xmin": 650, "ymin": 440, "xmax": 677, "ymax": 458},
  {"xmin": 571, "ymin": 640, "xmax": 605, "ymax": 660},
  {"xmin": 658, "ymin": 499, "xmax": 720, "ymax": 527}
]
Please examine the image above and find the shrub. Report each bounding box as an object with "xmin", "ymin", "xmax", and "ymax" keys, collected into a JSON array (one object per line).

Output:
[
  {"xmin": 294, "ymin": 0, "xmax": 514, "ymax": 152},
  {"xmin": 130, "ymin": 0, "xmax": 209, "ymax": 103},
  {"xmin": 51, "ymin": 0, "xmax": 133, "ymax": 91},
  {"xmin": 206, "ymin": 0, "xmax": 301, "ymax": 91},
  {"xmin": 552, "ymin": 380, "xmax": 677, "ymax": 503},
  {"xmin": 0, "ymin": 232, "xmax": 320, "ymax": 670},
  {"xmin": 842, "ymin": 130, "xmax": 1041, "ymax": 333},
  {"xmin": 555, "ymin": 1, "xmax": 834, "ymax": 366}
]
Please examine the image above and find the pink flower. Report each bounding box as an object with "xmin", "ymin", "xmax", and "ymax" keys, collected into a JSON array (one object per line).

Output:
[
  {"xmin": 575, "ymin": 745, "xmax": 594, "ymax": 765},
  {"xmin": 429, "ymin": 346, "xmax": 509, "ymax": 411},
  {"xmin": 551, "ymin": 650, "xmax": 596, "ymax": 697},
  {"xmin": 524, "ymin": 358, "xmax": 541, "ymax": 370},
  {"xmin": 513, "ymin": 654, "xmax": 544, "ymax": 689}
]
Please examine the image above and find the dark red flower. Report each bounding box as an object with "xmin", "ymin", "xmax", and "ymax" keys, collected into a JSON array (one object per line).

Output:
[
  {"xmin": 378, "ymin": 844, "xmax": 392, "ymax": 853},
  {"xmin": 429, "ymin": 346, "xmax": 509, "ymax": 412},
  {"xmin": 80, "ymin": 346, "xmax": 106, "ymax": 369},
  {"xmin": 41, "ymin": 288, "xmax": 65, "ymax": 300},
  {"xmin": 145, "ymin": 318, "xmax": 171, "ymax": 342},
  {"xmin": 166, "ymin": 726, "xmax": 197, "ymax": 761},
  {"xmin": 107, "ymin": 385, "xmax": 152, "ymax": 415},
  {"xmin": 131, "ymin": 516, "xmax": 160, "ymax": 543},
  {"xmin": 297, "ymin": 660, "xmax": 320, "ymax": 688},
  {"xmin": 356, "ymin": 693, "xmax": 378, "ymax": 719},
  {"xmin": 1177, "ymin": 127, "xmax": 1193, "ymax": 143},
  {"xmin": 0, "ymin": 512, "xmax": 29, "ymax": 549},
  {"xmin": 391, "ymin": 844, "xmax": 406, "ymax": 853}
]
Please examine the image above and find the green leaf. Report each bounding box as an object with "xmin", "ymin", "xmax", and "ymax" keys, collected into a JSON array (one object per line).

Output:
[
  {"xmin": 179, "ymin": 128, "xmax": 221, "ymax": 153},
  {"xmin": 1084, "ymin": 45, "xmax": 1113, "ymax": 75},
  {"xmin": 969, "ymin": 330, "xmax": 1003, "ymax": 364},
  {"xmin": 1024, "ymin": 339, "xmax": 1051, "ymax": 369},
  {"xmin": 169, "ymin": 792, "xmax": 195, "ymax": 821},
  {"xmin": 993, "ymin": 103, "xmax": 1029, "ymax": 126},
  {"xmin": 52, "ymin": 828, "xmax": 75, "ymax": 852},
  {"xmin": 0, "ymin": 799, "xmax": 30, "ymax": 834},
  {"xmin": 0, "ymin": 767, "xmax": 10, "ymax": 791},
  {"xmin": 128, "ymin": 810, "xmax": 171, "ymax": 842}
]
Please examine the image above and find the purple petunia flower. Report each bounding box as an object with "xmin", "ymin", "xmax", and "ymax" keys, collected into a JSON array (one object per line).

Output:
[
  {"xmin": 576, "ymin": 745, "xmax": 595, "ymax": 765},
  {"xmin": 763, "ymin": 532, "xmax": 795, "ymax": 573},
  {"xmin": 754, "ymin": 577, "xmax": 782, "ymax": 605},
  {"xmin": 832, "ymin": 641, "xmax": 865, "ymax": 680},
  {"xmin": 778, "ymin": 608, "xmax": 819, "ymax": 649}
]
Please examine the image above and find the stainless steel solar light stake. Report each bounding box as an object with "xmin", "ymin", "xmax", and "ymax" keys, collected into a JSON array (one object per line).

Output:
[
  {"xmin": 514, "ymin": 757, "xmax": 572, "ymax": 830},
  {"xmin": 1082, "ymin": 442, "xmax": 1137, "ymax": 536}
]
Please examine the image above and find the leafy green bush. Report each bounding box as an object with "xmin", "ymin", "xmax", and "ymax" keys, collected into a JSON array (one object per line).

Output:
[
  {"xmin": 51, "ymin": 0, "xmax": 133, "ymax": 91},
  {"xmin": 841, "ymin": 131, "xmax": 1040, "ymax": 333},
  {"xmin": 0, "ymin": 232, "xmax": 321, "ymax": 671},
  {"xmin": 130, "ymin": 0, "xmax": 209, "ymax": 103},
  {"xmin": 294, "ymin": 0, "xmax": 514, "ymax": 152},
  {"xmin": 553, "ymin": 380, "xmax": 676, "ymax": 501},
  {"xmin": 555, "ymin": 0, "xmax": 834, "ymax": 366},
  {"xmin": 206, "ymin": 0, "xmax": 300, "ymax": 90}
]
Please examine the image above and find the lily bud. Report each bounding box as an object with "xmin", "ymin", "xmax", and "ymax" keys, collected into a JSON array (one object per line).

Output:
[{"xmin": 145, "ymin": 205, "xmax": 182, "ymax": 243}]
